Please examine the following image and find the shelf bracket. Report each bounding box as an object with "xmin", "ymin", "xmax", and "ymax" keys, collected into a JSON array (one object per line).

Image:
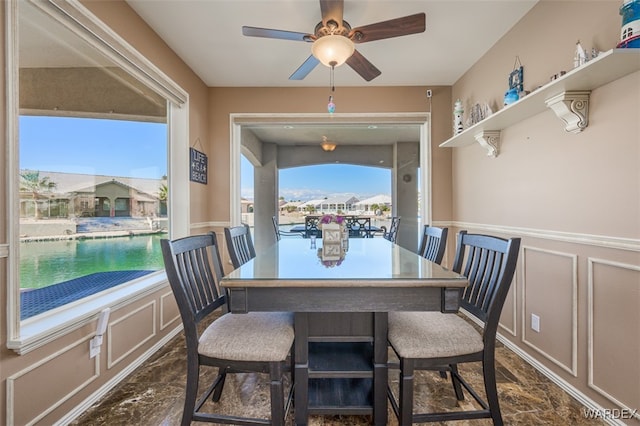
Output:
[
  {"xmin": 544, "ymin": 90, "xmax": 590, "ymax": 133},
  {"xmin": 474, "ymin": 131, "xmax": 501, "ymax": 157}
]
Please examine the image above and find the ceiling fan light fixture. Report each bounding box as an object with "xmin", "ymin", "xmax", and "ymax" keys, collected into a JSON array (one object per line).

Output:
[{"xmin": 311, "ymin": 35, "xmax": 354, "ymax": 67}]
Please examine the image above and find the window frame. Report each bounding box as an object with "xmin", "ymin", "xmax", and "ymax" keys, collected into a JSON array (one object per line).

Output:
[{"xmin": 5, "ymin": 0, "xmax": 190, "ymax": 354}]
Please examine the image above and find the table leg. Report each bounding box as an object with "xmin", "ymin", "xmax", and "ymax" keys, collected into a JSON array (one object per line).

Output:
[
  {"xmin": 373, "ymin": 312, "xmax": 388, "ymax": 426},
  {"xmin": 294, "ymin": 312, "xmax": 309, "ymax": 425}
]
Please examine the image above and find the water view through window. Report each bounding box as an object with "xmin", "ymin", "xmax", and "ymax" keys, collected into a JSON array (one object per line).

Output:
[{"xmin": 20, "ymin": 234, "xmax": 165, "ymax": 290}]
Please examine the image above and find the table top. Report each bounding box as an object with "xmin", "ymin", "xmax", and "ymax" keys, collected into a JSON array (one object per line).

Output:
[{"xmin": 221, "ymin": 238, "xmax": 467, "ymax": 288}]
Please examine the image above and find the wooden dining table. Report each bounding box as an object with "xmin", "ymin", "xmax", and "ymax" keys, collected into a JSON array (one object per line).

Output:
[{"xmin": 220, "ymin": 237, "xmax": 468, "ymax": 425}]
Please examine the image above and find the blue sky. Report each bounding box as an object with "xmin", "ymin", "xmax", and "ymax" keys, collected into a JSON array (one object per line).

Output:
[
  {"xmin": 242, "ymin": 155, "xmax": 391, "ymax": 202},
  {"xmin": 20, "ymin": 116, "xmax": 167, "ymax": 179},
  {"xmin": 19, "ymin": 116, "xmax": 390, "ymax": 200}
]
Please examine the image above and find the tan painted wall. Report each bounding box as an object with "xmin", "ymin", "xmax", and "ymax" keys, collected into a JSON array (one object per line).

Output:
[
  {"xmin": 207, "ymin": 86, "xmax": 454, "ymax": 223},
  {"xmin": 451, "ymin": 1, "xmax": 640, "ymax": 420}
]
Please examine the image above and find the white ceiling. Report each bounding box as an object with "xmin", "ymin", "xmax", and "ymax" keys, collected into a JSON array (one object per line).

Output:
[
  {"xmin": 125, "ymin": 0, "xmax": 538, "ymax": 88},
  {"xmin": 123, "ymin": 0, "xmax": 537, "ymax": 147}
]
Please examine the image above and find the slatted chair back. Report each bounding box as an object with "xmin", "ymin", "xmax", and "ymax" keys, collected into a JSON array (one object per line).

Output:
[
  {"xmin": 452, "ymin": 230, "xmax": 521, "ymax": 334},
  {"xmin": 161, "ymin": 232, "xmax": 226, "ymax": 344},
  {"xmin": 383, "ymin": 216, "xmax": 401, "ymax": 243},
  {"xmin": 418, "ymin": 225, "xmax": 448, "ymax": 264},
  {"xmin": 224, "ymin": 224, "xmax": 256, "ymax": 269}
]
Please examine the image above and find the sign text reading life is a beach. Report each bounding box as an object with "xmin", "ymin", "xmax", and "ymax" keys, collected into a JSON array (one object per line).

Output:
[{"xmin": 189, "ymin": 148, "xmax": 207, "ymax": 184}]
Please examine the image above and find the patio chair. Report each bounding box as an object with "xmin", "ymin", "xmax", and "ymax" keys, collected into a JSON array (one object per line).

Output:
[
  {"xmin": 387, "ymin": 231, "xmax": 521, "ymax": 425},
  {"xmin": 272, "ymin": 215, "xmax": 303, "ymax": 241},
  {"xmin": 161, "ymin": 232, "xmax": 294, "ymax": 426},
  {"xmin": 383, "ymin": 216, "xmax": 401, "ymax": 243}
]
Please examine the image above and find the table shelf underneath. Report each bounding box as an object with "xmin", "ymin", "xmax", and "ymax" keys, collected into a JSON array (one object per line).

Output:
[
  {"xmin": 309, "ymin": 342, "xmax": 373, "ymax": 378},
  {"xmin": 308, "ymin": 377, "xmax": 373, "ymax": 415}
]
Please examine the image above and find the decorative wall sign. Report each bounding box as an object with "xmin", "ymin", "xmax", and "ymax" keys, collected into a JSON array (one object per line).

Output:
[
  {"xmin": 509, "ymin": 56, "xmax": 524, "ymax": 93},
  {"xmin": 189, "ymin": 147, "xmax": 208, "ymax": 184},
  {"xmin": 509, "ymin": 66, "xmax": 523, "ymax": 93}
]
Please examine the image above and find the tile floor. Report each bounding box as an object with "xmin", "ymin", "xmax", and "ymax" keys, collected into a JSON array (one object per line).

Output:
[
  {"xmin": 71, "ymin": 310, "xmax": 605, "ymax": 426},
  {"xmin": 72, "ymin": 327, "xmax": 606, "ymax": 426}
]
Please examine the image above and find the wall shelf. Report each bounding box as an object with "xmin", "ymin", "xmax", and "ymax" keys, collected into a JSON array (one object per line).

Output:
[{"xmin": 439, "ymin": 48, "xmax": 640, "ymax": 157}]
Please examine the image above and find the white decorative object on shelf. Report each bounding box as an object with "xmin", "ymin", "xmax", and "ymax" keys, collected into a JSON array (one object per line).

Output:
[
  {"xmin": 453, "ymin": 99, "xmax": 464, "ymax": 135},
  {"xmin": 439, "ymin": 49, "xmax": 640, "ymax": 157},
  {"xmin": 467, "ymin": 102, "xmax": 493, "ymax": 127},
  {"xmin": 574, "ymin": 40, "xmax": 588, "ymax": 68}
]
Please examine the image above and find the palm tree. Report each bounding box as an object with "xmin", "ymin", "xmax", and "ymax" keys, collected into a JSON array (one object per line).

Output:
[
  {"xmin": 158, "ymin": 183, "xmax": 168, "ymax": 216},
  {"xmin": 20, "ymin": 170, "xmax": 56, "ymax": 219},
  {"xmin": 158, "ymin": 183, "xmax": 168, "ymax": 201}
]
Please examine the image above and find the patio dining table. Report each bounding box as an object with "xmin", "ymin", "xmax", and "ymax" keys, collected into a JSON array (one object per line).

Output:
[
  {"xmin": 220, "ymin": 237, "xmax": 467, "ymax": 425},
  {"xmin": 287, "ymin": 215, "xmax": 383, "ymax": 238}
]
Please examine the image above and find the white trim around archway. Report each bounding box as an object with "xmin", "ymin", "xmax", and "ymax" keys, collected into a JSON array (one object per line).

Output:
[{"xmin": 229, "ymin": 112, "xmax": 431, "ymax": 232}]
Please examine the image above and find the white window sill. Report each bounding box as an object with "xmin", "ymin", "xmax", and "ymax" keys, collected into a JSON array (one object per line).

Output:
[{"xmin": 8, "ymin": 272, "xmax": 169, "ymax": 355}]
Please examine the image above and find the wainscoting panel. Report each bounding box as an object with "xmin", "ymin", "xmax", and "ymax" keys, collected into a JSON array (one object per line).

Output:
[
  {"xmin": 499, "ymin": 275, "xmax": 518, "ymax": 337},
  {"xmin": 159, "ymin": 290, "xmax": 180, "ymax": 330},
  {"xmin": 107, "ymin": 301, "xmax": 157, "ymax": 369},
  {"xmin": 521, "ymin": 246, "xmax": 578, "ymax": 376},
  {"xmin": 588, "ymin": 257, "xmax": 640, "ymax": 412},
  {"xmin": 6, "ymin": 336, "xmax": 98, "ymax": 426}
]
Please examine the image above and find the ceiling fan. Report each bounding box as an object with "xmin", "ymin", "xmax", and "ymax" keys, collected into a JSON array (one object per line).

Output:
[{"xmin": 242, "ymin": 0, "xmax": 426, "ymax": 82}]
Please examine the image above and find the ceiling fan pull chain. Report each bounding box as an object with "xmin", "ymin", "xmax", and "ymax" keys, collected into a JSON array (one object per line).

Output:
[
  {"xmin": 330, "ymin": 64, "xmax": 335, "ymax": 92},
  {"xmin": 327, "ymin": 64, "xmax": 336, "ymax": 113}
]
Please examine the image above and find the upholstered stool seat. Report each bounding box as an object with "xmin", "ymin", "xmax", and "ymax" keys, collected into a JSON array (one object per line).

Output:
[
  {"xmin": 388, "ymin": 312, "xmax": 483, "ymax": 359},
  {"xmin": 199, "ymin": 312, "xmax": 294, "ymax": 362}
]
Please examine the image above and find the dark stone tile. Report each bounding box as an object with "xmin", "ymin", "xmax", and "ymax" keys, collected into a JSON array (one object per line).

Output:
[{"xmin": 73, "ymin": 330, "xmax": 607, "ymax": 426}]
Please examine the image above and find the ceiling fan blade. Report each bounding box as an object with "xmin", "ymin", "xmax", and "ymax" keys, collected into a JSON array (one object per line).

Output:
[
  {"xmin": 349, "ymin": 13, "xmax": 426, "ymax": 43},
  {"xmin": 289, "ymin": 55, "xmax": 320, "ymax": 80},
  {"xmin": 346, "ymin": 50, "xmax": 381, "ymax": 82},
  {"xmin": 320, "ymin": 0, "xmax": 344, "ymax": 27},
  {"xmin": 242, "ymin": 26, "xmax": 311, "ymax": 42}
]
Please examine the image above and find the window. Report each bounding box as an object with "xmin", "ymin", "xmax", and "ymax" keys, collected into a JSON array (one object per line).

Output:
[
  {"xmin": 18, "ymin": 116, "xmax": 168, "ymax": 319},
  {"xmin": 7, "ymin": 0, "xmax": 189, "ymax": 353}
]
